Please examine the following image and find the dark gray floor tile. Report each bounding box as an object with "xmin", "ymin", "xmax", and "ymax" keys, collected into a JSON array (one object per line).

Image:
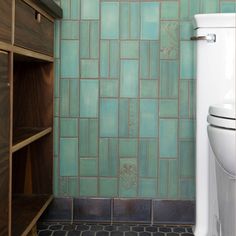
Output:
[
  {"xmin": 166, "ymin": 233, "xmax": 179, "ymax": 236},
  {"xmin": 173, "ymin": 227, "xmax": 185, "ymax": 233},
  {"xmin": 77, "ymin": 225, "xmax": 90, "ymax": 231},
  {"xmin": 132, "ymin": 226, "xmax": 144, "ymax": 232},
  {"xmin": 145, "ymin": 226, "xmax": 158, "ymax": 232},
  {"xmin": 104, "ymin": 225, "xmax": 117, "ymax": 231},
  {"xmin": 153, "ymin": 233, "xmax": 165, "ymax": 236},
  {"xmin": 81, "ymin": 231, "xmax": 95, "ymax": 236},
  {"xmin": 38, "ymin": 230, "xmax": 52, "ymax": 236},
  {"xmin": 118, "ymin": 225, "xmax": 130, "ymax": 232},
  {"xmin": 158, "ymin": 227, "xmax": 172, "ymax": 233},
  {"xmin": 139, "ymin": 232, "xmax": 151, "ymax": 236},
  {"xmin": 125, "ymin": 232, "xmax": 137, "ymax": 236},
  {"xmin": 52, "ymin": 231, "xmax": 67, "ymax": 236},
  {"xmin": 90, "ymin": 225, "xmax": 103, "ymax": 231},
  {"xmin": 111, "ymin": 231, "xmax": 124, "ymax": 236},
  {"xmin": 49, "ymin": 225, "xmax": 63, "ymax": 230},
  {"xmin": 68, "ymin": 231, "xmax": 81, "ymax": 236},
  {"xmin": 96, "ymin": 231, "xmax": 109, "ymax": 236}
]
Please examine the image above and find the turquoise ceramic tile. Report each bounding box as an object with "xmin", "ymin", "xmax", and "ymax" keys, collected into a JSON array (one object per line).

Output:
[
  {"xmin": 160, "ymin": 21, "xmax": 179, "ymax": 59},
  {"xmin": 140, "ymin": 80, "xmax": 158, "ymax": 98},
  {"xmin": 160, "ymin": 60, "xmax": 179, "ymax": 98},
  {"xmin": 119, "ymin": 158, "xmax": 137, "ymax": 197},
  {"xmin": 79, "ymin": 119, "xmax": 98, "ymax": 157},
  {"xmin": 180, "ymin": 80, "xmax": 189, "ymax": 118},
  {"xmin": 139, "ymin": 139, "xmax": 158, "ymax": 178},
  {"xmin": 180, "ymin": 141, "xmax": 195, "ymax": 177},
  {"xmin": 60, "ymin": 79, "xmax": 69, "ymax": 117},
  {"xmin": 141, "ymin": 2, "xmax": 160, "ymax": 40},
  {"xmin": 80, "ymin": 158, "xmax": 98, "ymax": 176},
  {"xmin": 161, "ymin": 1, "xmax": 179, "ymax": 20},
  {"xmin": 100, "ymin": 79, "xmax": 118, "ymax": 98},
  {"xmin": 80, "ymin": 21, "xmax": 90, "ymax": 58},
  {"xmin": 150, "ymin": 41, "xmax": 159, "ymax": 79},
  {"xmin": 81, "ymin": 0, "xmax": 99, "ymax": 19},
  {"xmin": 119, "ymin": 99, "xmax": 139, "ymax": 138},
  {"xmin": 130, "ymin": 3, "xmax": 140, "ymax": 39},
  {"xmin": 90, "ymin": 21, "xmax": 99, "ymax": 59},
  {"xmin": 221, "ymin": 2, "xmax": 236, "ymax": 13},
  {"xmin": 120, "ymin": 2, "xmax": 129, "ymax": 39},
  {"xmin": 100, "ymin": 99, "xmax": 118, "ymax": 137},
  {"xmin": 120, "ymin": 41, "xmax": 139, "ymax": 59},
  {"xmin": 71, "ymin": 0, "xmax": 80, "ymax": 20},
  {"xmin": 119, "ymin": 139, "xmax": 138, "ymax": 158},
  {"xmin": 168, "ymin": 160, "xmax": 178, "ymax": 198},
  {"xmin": 179, "ymin": 119, "xmax": 195, "ymax": 139},
  {"xmin": 99, "ymin": 138, "xmax": 118, "ymax": 176},
  {"xmin": 139, "ymin": 178, "xmax": 157, "ymax": 197},
  {"xmin": 80, "ymin": 178, "xmax": 98, "ymax": 196},
  {"xmin": 189, "ymin": 80, "xmax": 196, "ymax": 118},
  {"xmin": 140, "ymin": 99, "xmax": 158, "ymax": 138},
  {"xmin": 189, "ymin": 0, "xmax": 200, "ymax": 17},
  {"xmin": 54, "ymin": 118, "xmax": 59, "ymax": 156},
  {"xmin": 54, "ymin": 21, "xmax": 60, "ymax": 59},
  {"xmin": 158, "ymin": 160, "xmax": 168, "ymax": 198},
  {"xmin": 53, "ymin": 157, "xmax": 59, "ymax": 196},
  {"xmin": 81, "ymin": 59, "xmax": 98, "ymax": 78},
  {"xmin": 110, "ymin": 41, "xmax": 120, "ymax": 79},
  {"xmin": 159, "ymin": 100, "xmax": 178, "ymax": 118},
  {"xmin": 68, "ymin": 178, "xmax": 79, "ymax": 197},
  {"xmin": 101, "ymin": 2, "xmax": 119, "ymax": 39},
  {"xmin": 69, "ymin": 79, "xmax": 79, "ymax": 117},
  {"xmin": 159, "ymin": 119, "xmax": 178, "ymax": 158},
  {"xmin": 201, "ymin": 0, "xmax": 219, "ymax": 13},
  {"xmin": 180, "ymin": 21, "xmax": 193, "ymax": 40},
  {"xmin": 100, "ymin": 40, "xmax": 109, "ymax": 78},
  {"xmin": 61, "ymin": 21, "xmax": 79, "ymax": 40},
  {"xmin": 60, "ymin": 138, "xmax": 78, "ymax": 176},
  {"xmin": 61, "ymin": 40, "xmax": 79, "ymax": 78},
  {"xmin": 80, "ymin": 80, "xmax": 99, "ymax": 117},
  {"xmin": 60, "ymin": 118, "xmax": 78, "ymax": 137},
  {"xmin": 60, "ymin": 0, "xmax": 70, "ymax": 19},
  {"xmin": 59, "ymin": 177, "xmax": 68, "ymax": 196},
  {"xmin": 180, "ymin": 41, "xmax": 194, "ymax": 79},
  {"xmin": 140, "ymin": 41, "xmax": 149, "ymax": 79},
  {"xmin": 180, "ymin": 178, "xmax": 195, "ymax": 199},
  {"xmin": 180, "ymin": 0, "xmax": 200, "ymax": 20},
  {"xmin": 120, "ymin": 60, "xmax": 139, "ymax": 98},
  {"xmin": 54, "ymin": 98, "xmax": 59, "ymax": 117},
  {"xmin": 54, "ymin": 59, "xmax": 60, "ymax": 97},
  {"xmin": 99, "ymin": 178, "xmax": 118, "ymax": 197},
  {"xmin": 180, "ymin": 0, "xmax": 189, "ymax": 20}
]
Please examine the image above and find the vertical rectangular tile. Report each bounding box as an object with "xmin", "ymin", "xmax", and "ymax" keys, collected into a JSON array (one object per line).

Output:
[
  {"xmin": 159, "ymin": 99, "xmax": 178, "ymax": 118},
  {"xmin": 150, "ymin": 41, "xmax": 159, "ymax": 79},
  {"xmin": 81, "ymin": 59, "xmax": 99, "ymax": 78},
  {"xmin": 201, "ymin": 0, "xmax": 219, "ymax": 13},
  {"xmin": 119, "ymin": 139, "xmax": 138, "ymax": 158},
  {"xmin": 169, "ymin": 160, "xmax": 178, "ymax": 198},
  {"xmin": 158, "ymin": 160, "xmax": 168, "ymax": 198},
  {"xmin": 60, "ymin": 79, "xmax": 70, "ymax": 117},
  {"xmin": 99, "ymin": 138, "xmax": 118, "ymax": 176},
  {"xmin": 80, "ymin": 80, "xmax": 99, "ymax": 117},
  {"xmin": 120, "ymin": 41, "xmax": 139, "ymax": 59},
  {"xmin": 140, "ymin": 80, "xmax": 158, "ymax": 98},
  {"xmin": 161, "ymin": 1, "xmax": 179, "ymax": 20},
  {"xmin": 53, "ymin": 157, "xmax": 59, "ymax": 196},
  {"xmin": 90, "ymin": 21, "xmax": 99, "ymax": 59},
  {"xmin": 180, "ymin": 80, "xmax": 189, "ymax": 118},
  {"xmin": 54, "ymin": 118, "xmax": 59, "ymax": 156},
  {"xmin": 130, "ymin": 3, "xmax": 140, "ymax": 39},
  {"xmin": 141, "ymin": 2, "xmax": 160, "ymax": 40},
  {"xmin": 71, "ymin": 0, "xmax": 80, "ymax": 20},
  {"xmin": 189, "ymin": 80, "xmax": 196, "ymax": 118},
  {"xmin": 60, "ymin": 118, "xmax": 78, "ymax": 137},
  {"xmin": 68, "ymin": 178, "xmax": 79, "ymax": 197},
  {"xmin": 110, "ymin": 40, "xmax": 120, "ymax": 79},
  {"xmin": 101, "ymin": 2, "xmax": 119, "ymax": 39},
  {"xmin": 120, "ymin": 60, "xmax": 139, "ymax": 98},
  {"xmin": 69, "ymin": 79, "xmax": 79, "ymax": 117},
  {"xmin": 54, "ymin": 59, "xmax": 60, "ymax": 97},
  {"xmin": 80, "ymin": 158, "xmax": 98, "ymax": 176},
  {"xmin": 100, "ymin": 79, "xmax": 119, "ymax": 98},
  {"xmin": 221, "ymin": 2, "xmax": 236, "ymax": 13},
  {"xmin": 159, "ymin": 119, "xmax": 178, "ymax": 158},
  {"xmin": 140, "ymin": 41, "xmax": 149, "ymax": 79},
  {"xmin": 140, "ymin": 99, "xmax": 158, "ymax": 138},
  {"xmin": 61, "ymin": 21, "xmax": 79, "ymax": 40},
  {"xmin": 139, "ymin": 178, "xmax": 157, "ymax": 197},
  {"xmin": 180, "ymin": 21, "xmax": 193, "ymax": 40},
  {"xmin": 99, "ymin": 178, "xmax": 118, "ymax": 197},
  {"xmin": 100, "ymin": 40, "xmax": 109, "ymax": 78},
  {"xmin": 180, "ymin": 178, "xmax": 195, "ymax": 199},
  {"xmin": 100, "ymin": 99, "xmax": 118, "ymax": 137},
  {"xmin": 80, "ymin": 178, "xmax": 98, "ymax": 196},
  {"xmin": 80, "ymin": 21, "xmax": 90, "ymax": 58},
  {"xmin": 179, "ymin": 119, "xmax": 195, "ymax": 139},
  {"xmin": 79, "ymin": 119, "xmax": 98, "ymax": 157},
  {"xmin": 81, "ymin": 0, "xmax": 99, "ymax": 20},
  {"xmin": 120, "ymin": 2, "xmax": 129, "ymax": 39}
]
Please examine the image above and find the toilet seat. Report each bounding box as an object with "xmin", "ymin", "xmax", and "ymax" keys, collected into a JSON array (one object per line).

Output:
[{"xmin": 208, "ymin": 104, "xmax": 236, "ymax": 129}]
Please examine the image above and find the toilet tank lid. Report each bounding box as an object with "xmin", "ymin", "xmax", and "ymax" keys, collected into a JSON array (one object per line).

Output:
[
  {"xmin": 194, "ymin": 13, "xmax": 236, "ymax": 28},
  {"xmin": 209, "ymin": 104, "xmax": 236, "ymax": 119}
]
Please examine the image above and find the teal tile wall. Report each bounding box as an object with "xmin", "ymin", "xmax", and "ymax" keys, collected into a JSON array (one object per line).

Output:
[{"xmin": 54, "ymin": 0, "xmax": 235, "ymax": 199}]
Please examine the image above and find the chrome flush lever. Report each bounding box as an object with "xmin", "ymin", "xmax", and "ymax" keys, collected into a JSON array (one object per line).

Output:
[{"xmin": 191, "ymin": 34, "xmax": 216, "ymax": 43}]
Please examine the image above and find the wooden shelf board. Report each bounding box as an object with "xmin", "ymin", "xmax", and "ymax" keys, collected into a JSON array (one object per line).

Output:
[
  {"xmin": 12, "ymin": 127, "xmax": 52, "ymax": 153},
  {"xmin": 12, "ymin": 194, "xmax": 53, "ymax": 236}
]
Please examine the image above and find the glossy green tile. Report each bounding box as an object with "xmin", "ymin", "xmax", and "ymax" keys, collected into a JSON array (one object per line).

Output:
[
  {"xmin": 99, "ymin": 138, "xmax": 118, "ymax": 176},
  {"xmin": 180, "ymin": 178, "xmax": 195, "ymax": 199},
  {"xmin": 81, "ymin": 59, "xmax": 98, "ymax": 78},
  {"xmin": 140, "ymin": 99, "xmax": 158, "ymax": 138},
  {"xmin": 180, "ymin": 21, "xmax": 193, "ymax": 40},
  {"xmin": 180, "ymin": 141, "xmax": 195, "ymax": 178},
  {"xmin": 179, "ymin": 80, "xmax": 189, "ymax": 118},
  {"xmin": 159, "ymin": 99, "xmax": 178, "ymax": 118},
  {"xmin": 61, "ymin": 40, "xmax": 79, "ymax": 78},
  {"xmin": 60, "ymin": 118, "xmax": 78, "ymax": 137},
  {"xmin": 69, "ymin": 79, "xmax": 79, "ymax": 117},
  {"xmin": 79, "ymin": 119, "xmax": 98, "ymax": 157},
  {"xmin": 59, "ymin": 177, "xmax": 68, "ymax": 196},
  {"xmin": 71, "ymin": 0, "xmax": 80, "ymax": 20},
  {"xmin": 68, "ymin": 178, "xmax": 79, "ymax": 197},
  {"xmin": 119, "ymin": 158, "xmax": 137, "ymax": 197},
  {"xmin": 130, "ymin": 3, "xmax": 140, "ymax": 39},
  {"xmin": 60, "ymin": 79, "xmax": 69, "ymax": 117},
  {"xmin": 110, "ymin": 41, "xmax": 120, "ymax": 79},
  {"xmin": 139, "ymin": 139, "xmax": 158, "ymax": 178},
  {"xmin": 119, "ymin": 139, "xmax": 138, "ymax": 158},
  {"xmin": 160, "ymin": 21, "xmax": 179, "ymax": 59},
  {"xmin": 100, "ymin": 40, "xmax": 109, "ymax": 78},
  {"xmin": 101, "ymin": 2, "xmax": 119, "ymax": 39},
  {"xmin": 54, "ymin": 21, "xmax": 60, "ymax": 59},
  {"xmin": 100, "ymin": 79, "xmax": 118, "ymax": 98},
  {"xmin": 158, "ymin": 160, "xmax": 168, "ymax": 198},
  {"xmin": 140, "ymin": 80, "xmax": 158, "ymax": 98},
  {"xmin": 120, "ymin": 3, "xmax": 129, "ymax": 39},
  {"xmin": 180, "ymin": 41, "xmax": 194, "ymax": 79},
  {"xmin": 139, "ymin": 178, "xmax": 157, "ymax": 197},
  {"xmin": 141, "ymin": 2, "xmax": 160, "ymax": 40},
  {"xmin": 54, "ymin": 59, "xmax": 60, "ymax": 97},
  {"xmin": 119, "ymin": 99, "xmax": 139, "ymax": 138},
  {"xmin": 80, "ymin": 80, "xmax": 99, "ymax": 117},
  {"xmin": 60, "ymin": 138, "xmax": 78, "ymax": 176},
  {"xmin": 80, "ymin": 21, "xmax": 90, "ymax": 58},
  {"xmin": 161, "ymin": 1, "xmax": 179, "ymax": 20},
  {"xmin": 120, "ymin": 41, "xmax": 139, "ymax": 59},
  {"xmin": 168, "ymin": 160, "xmax": 178, "ymax": 198},
  {"xmin": 180, "ymin": 0, "xmax": 200, "ymax": 20},
  {"xmin": 179, "ymin": 119, "xmax": 195, "ymax": 139},
  {"xmin": 80, "ymin": 178, "xmax": 98, "ymax": 196},
  {"xmin": 90, "ymin": 21, "xmax": 99, "ymax": 59},
  {"xmin": 54, "ymin": 118, "xmax": 59, "ymax": 156},
  {"xmin": 60, "ymin": 0, "xmax": 70, "ymax": 19},
  {"xmin": 99, "ymin": 178, "xmax": 118, "ymax": 197},
  {"xmin": 160, "ymin": 60, "xmax": 179, "ymax": 98},
  {"xmin": 53, "ymin": 157, "xmax": 59, "ymax": 196},
  {"xmin": 120, "ymin": 60, "xmax": 139, "ymax": 98},
  {"xmin": 221, "ymin": 2, "xmax": 236, "ymax": 13},
  {"xmin": 150, "ymin": 41, "xmax": 159, "ymax": 79},
  {"xmin": 201, "ymin": 0, "xmax": 219, "ymax": 13},
  {"xmin": 100, "ymin": 99, "xmax": 118, "ymax": 137},
  {"xmin": 80, "ymin": 158, "xmax": 98, "ymax": 176},
  {"xmin": 54, "ymin": 98, "xmax": 59, "ymax": 118},
  {"xmin": 140, "ymin": 41, "xmax": 149, "ymax": 79},
  {"xmin": 189, "ymin": 80, "xmax": 196, "ymax": 118},
  {"xmin": 61, "ymin": 20, "xmax": 79, "ymax": 40},
  {"xmin": 159, "ymin": 119, "xmax": 178, "ymax": 158},
  {"xmin": 81, "ymin": 0, "xmax": 99, "ymax": 20}
]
